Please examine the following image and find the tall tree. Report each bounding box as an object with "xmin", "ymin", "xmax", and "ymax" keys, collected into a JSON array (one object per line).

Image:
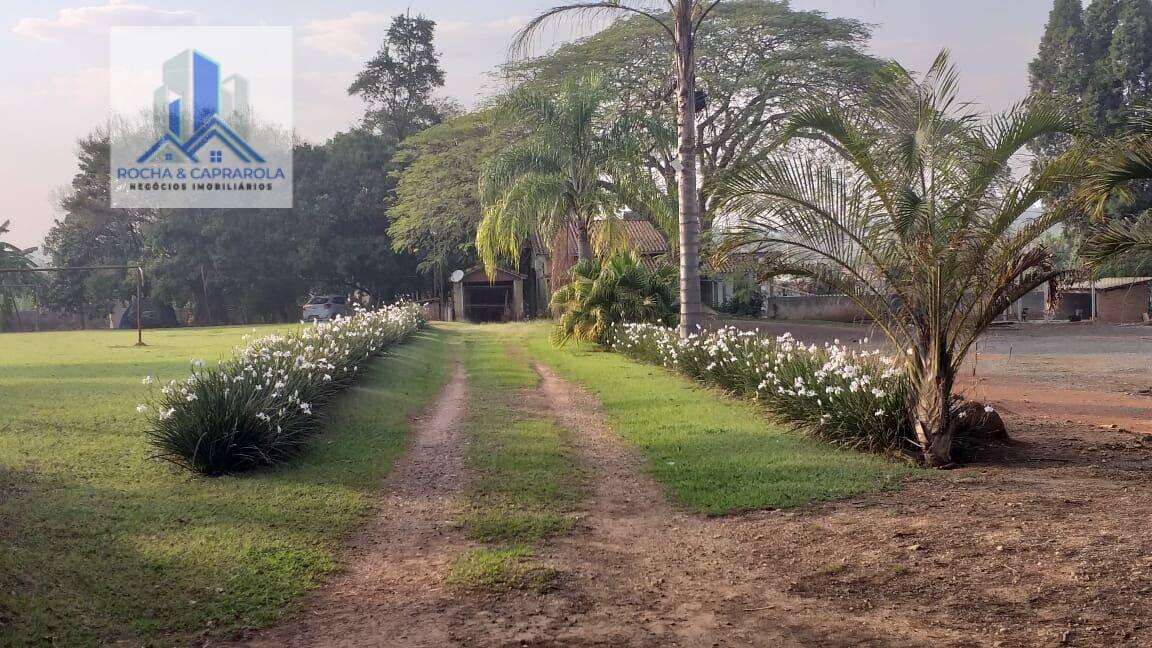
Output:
[
  {"xmin": 1110, "ymin": 0, "xmax": 1152, "ymax": 104},
  {"xmin": 1029, "ymin": 0, "xmax": 1088, "ymax": 158},
  {"xmin": 349, "ymin": 13, "xmax": 447, "ymax": 143},
  {"xmin": 717, "ymin": 53, "xmax": 1085, "ymax": 466},
  {"xmin": 1083, "ymin": 0, "xmax": 1124, "ymax": 133},
  {"xmin": 477, "ymin": 77, "xmax": 633, "ymax": 273},
  {"xmin": 514, "ymin": 0, "xmax": 725, "ymax": 335},
  {"xmin": 1032, "ymin": 0, "xmax": 1152, "ymax": 237},
  {"xmin": 391, "ymin": 112, "xmax": 508, "ymax": 278},
  {"xmin": 508, "ymin": 1, "xmax": 878, "ymax": 230},
  {"xmin": 42, "ymin": 133, "xmax": 153, "ymax": 324}
]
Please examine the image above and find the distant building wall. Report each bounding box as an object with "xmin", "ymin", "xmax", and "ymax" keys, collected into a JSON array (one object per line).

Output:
[
  {"xmin": 763, "ymin": 296, "xmax": 871, "ymax": 322},
  {"xmin": 1096, "ymin": 283, "xmax": 1151, "ymax": 323}
]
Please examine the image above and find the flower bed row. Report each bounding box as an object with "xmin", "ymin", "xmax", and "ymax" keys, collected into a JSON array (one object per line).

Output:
[
  {"xmin": 612, "ymin": 323, "xmax": 913, "ymax": 453},
  {"xmin": 140, "ymin": 303, "xmax": 425, "ymax": 475}
]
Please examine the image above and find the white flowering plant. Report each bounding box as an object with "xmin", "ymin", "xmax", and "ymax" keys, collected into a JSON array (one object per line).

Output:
[
  {"xmin": 140, "ymin": 302, "xmax": 424, "ymax": 475},
  {"xmin": 613, "ymin": 323, "xmax": 914, "ymax": 454}
]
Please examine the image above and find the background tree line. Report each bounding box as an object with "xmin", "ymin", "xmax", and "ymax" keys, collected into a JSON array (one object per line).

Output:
[
  {"xmin": 1031, "ymin": 0, "xmax": 1152, "ymax": 272},
  {"xmin": 23, "ymin": 1, "xmax": 884, "ymax": 327}
]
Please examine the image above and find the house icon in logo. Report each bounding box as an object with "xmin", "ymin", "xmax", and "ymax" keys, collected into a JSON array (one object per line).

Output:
[{"xmin": 137, "ymin": 49, "xmax": 264, "ymax": 165}]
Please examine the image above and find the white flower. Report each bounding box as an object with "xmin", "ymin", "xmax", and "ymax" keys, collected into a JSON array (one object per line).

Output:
[
  {"xmin": 984, "ymin": 405, "xmax": 995, "ymax": 414},
  {"xmin": 160, "ymin": 408, "xmax": 176, "ymax": 421},
  {"xmin": 136, "ymin": 404, "xmax": 149, "ymax": 414},
  {"xmin": 875, "ymin": 410, "xmax": 884, "ymax": 417},
  {"xmin": 142, "ymin": 375, "xmax": 154, "ymax": 386},
  {"xmin": 185, "ymin": 393, "xmax": 198, "ymax": 402},
  {"xmin": 256, "ymin": 412, "xmax": 271, "ymax": 422},
  {"xmin": 299, "ymin": 402, "xmax": 313, "ymax": 414},
  {"xmin": 323, "ymin": 374, "xmax": 332, "ymax": 381}
]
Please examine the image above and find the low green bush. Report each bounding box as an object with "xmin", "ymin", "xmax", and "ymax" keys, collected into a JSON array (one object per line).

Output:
[
  {"xmin": 717, "ymin": 287, "xmax": 764, "ymax": 316},
  {"xmin": 613, "ymin": 323, "xmax": 913, "ymax": 454},
  {"xmin": 550, "ymin": 251, "xmax": 676, "ymax": 346},
  {"xmin": 140, "ymin": 303, "xmax": 424, "ymax": 474}
]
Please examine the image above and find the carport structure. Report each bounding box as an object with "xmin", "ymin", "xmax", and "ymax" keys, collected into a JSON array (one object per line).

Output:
[{"xmin": 451, "ymin": 266, "xmax": 524, "ymax": 322}]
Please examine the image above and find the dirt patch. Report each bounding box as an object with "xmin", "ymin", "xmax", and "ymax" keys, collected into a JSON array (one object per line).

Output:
[
  {"xmin": 760, "ymin": 418, "xmax": 1152, "ymax": 647},
  {"xmin": 236, "ymin": 361, "xmax": 474, "ymax": 647}
]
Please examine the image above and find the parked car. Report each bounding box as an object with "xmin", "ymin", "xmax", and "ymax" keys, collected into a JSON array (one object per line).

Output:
[{"xmin": 302, "ymin": 295, "xmax": 350, "ymax": 322}]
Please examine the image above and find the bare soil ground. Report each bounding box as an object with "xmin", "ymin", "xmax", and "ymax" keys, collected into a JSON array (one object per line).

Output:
[
  {"xmin": 237, "ymin": 326, "xmax": 1152, "ymax": 647},
  {"xmin": 238, "ymin": 362, "xmax": 476, "ymax": 647}
]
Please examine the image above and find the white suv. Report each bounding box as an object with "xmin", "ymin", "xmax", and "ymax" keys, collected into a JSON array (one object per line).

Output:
[{"xmin": 302, "ymin": 295, "xmax": 350, "ymax": 322}]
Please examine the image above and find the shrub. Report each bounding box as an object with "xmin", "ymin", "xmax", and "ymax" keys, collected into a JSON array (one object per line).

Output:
[
  {"xmin": 718, "ymin": 287, "xmax": 764, "ymax": 317},
  {"xmin": 550, "ymin": 251, "xmax": 676, "ymax": 347},
  {"xmin": 140, "ymin": 303, "xmax": 424, "ymax": 475},
  {"xmin": 613, "ymin": 323, "xmax": 913, "ymax": 454}
]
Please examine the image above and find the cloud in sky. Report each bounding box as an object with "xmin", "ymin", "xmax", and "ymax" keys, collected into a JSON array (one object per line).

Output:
[
  {"xmin": 13, "ymin": 0, "xmax": 198, "ymax": 42},
  {"xmin": 299, "ymin": 12, "xmax": 529, "ymax": 60},
  {"xmin": 299, "ymin": 11, "xmax": 391, "ymax": 60}
]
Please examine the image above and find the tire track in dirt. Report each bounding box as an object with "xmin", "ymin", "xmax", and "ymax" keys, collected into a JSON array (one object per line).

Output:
[
  {"xmin": 238, "ymin": 360, "xmax": 472, "ymax": 648},
  {"xmin": 512, "ymin": 363, "xmax": 953, "ymax": 647}
]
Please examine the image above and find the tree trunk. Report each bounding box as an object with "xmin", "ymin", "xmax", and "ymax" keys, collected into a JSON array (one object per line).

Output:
[
  {"xmin": 574, "ymin": 222, "xmax": 594, "ymax": 263},
  {"xmin": 674, "ymin": 0, "xmax": 703, "ymax": 338},
  {"xmin": 910, "ymin": 345, "xmax": 955, "ymax": 467}
]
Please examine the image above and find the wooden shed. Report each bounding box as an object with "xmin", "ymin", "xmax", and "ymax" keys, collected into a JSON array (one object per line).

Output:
[{"xmin": 451, "ymin": 266, "xmax": 525, "ymax": 322}]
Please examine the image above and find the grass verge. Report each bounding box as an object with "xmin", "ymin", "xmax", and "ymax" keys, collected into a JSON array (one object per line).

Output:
[
  {"xmin": 446, "ymin": 548, "xmax": 557, "ymax": 593},
  {"xmin": 446, "ymin": 325, "xmax": 580, "ymax": 590},
  {"xmin": 0, "ymin": 325, "xmax": 447, "ymax": 645},
  {"xmin": 514, "ymin": 323, "xmax": 919, "ymax": 516}
]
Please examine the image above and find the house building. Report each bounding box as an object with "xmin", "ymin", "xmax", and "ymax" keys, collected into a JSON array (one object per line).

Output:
[
  {"xmin": 451, "ymin": 266, "xmax": 525, "ymax": 322},
  {"xmin": 1060, "ymin": 277, "xmax": 1152, "ymax": 323},
  {"xmin": 547, "ymin": 212, "xmax": 751, "ymax": 310}
]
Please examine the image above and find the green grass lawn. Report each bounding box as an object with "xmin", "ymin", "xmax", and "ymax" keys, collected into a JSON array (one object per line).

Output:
[
  {"xmin": 517, "ymin": 323, "xmax": 919, "ymax": 515},
  {"xmin": 0, "ymin": 325, "xmax": 447, "ymax": 646}
]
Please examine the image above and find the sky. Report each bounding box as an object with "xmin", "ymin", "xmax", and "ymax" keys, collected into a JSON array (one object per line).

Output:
[{"xmin": 0, "ymin": 0, "xmax": 1057, "ymax": 250}]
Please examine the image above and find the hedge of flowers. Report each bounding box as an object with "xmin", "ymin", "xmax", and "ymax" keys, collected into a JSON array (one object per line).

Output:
[
  {"xmin": 140, "ymin": 303, "xmax": 425, "ymax": 475},
  {"xmin": 613, "ymin": 323, "xmax": 913, "ymax": 453}
]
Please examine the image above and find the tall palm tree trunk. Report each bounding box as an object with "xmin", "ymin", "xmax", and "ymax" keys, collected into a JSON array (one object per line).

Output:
[
  {"xmin": 674, "ymin": 0, "xmax": 703, "ymax": 337},
  {"xmin": 574, "ymin": 220, "xmax": 594, "ymax": 263}
]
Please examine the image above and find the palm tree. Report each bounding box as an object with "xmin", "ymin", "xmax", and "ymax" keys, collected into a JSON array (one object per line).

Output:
[
  {"xmin": 477, "ymin": 76, "xmax": 633, "ymax": 275},
  {"xmin": 550, "ymin": 250, "xmax": 677, "ymax": 346},
  {"xmin": 0, "ymin": 220, "xmax": 38, "ymax": 331},
  {"xmin": 512, "ymin": 0, "xmax": 720, "ymax": 336},
  {"xmin": 1078, "ymin": 116, "xmax": 1152, "ymax": 264},
  {"xmin": 715, "ymin": 52, "xmax": 1086, "ymax": 466}
]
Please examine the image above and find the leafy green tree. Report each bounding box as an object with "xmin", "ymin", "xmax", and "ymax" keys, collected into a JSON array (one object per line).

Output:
[
  {"xmin": 294, "ymin": 130, "xmax": 420, "ymax": 300},
  {"xmin": 1033, "ymin": 0, "xmax": 1152, "ymax": 239},
  {"xmin": 1030, "ymin": 0, "xmax": 1088, "ymax": 158},
  {"xmin": 508, "ymin": 1, "xmax": 878, "ymax": 229},
  {"xmin": 349, "ymin": 12, "xmax": 447, "ymax": 143},
  {"xmin": 1082, "ymin": 0, "xmax": 1125, "ymax": 133},
  {"xmin": 477, "ymin": 76, "xmax": 635, "ymax": 272},
  {"xmin": 390, "ymin": 112, "xmax": 508, "ymax": 277},
  {"xmin": 514, "ymin": 0, "xmax": 727, "ymax": 335},
  {"xmin": 550, "ymin": 250, "xmax": 676, "ymax": 346},
  {"xmin": 717, "ymin": 52, "xmax": 1085, "ymax": 466},
  {"xmin": 42, "ymin": 133, "xmax": 153, "ymax": 325}
]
